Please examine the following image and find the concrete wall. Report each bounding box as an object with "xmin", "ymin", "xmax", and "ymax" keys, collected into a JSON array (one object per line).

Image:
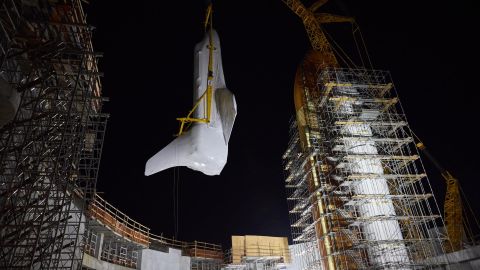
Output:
[
  {"xmin": 83, "ymin": 253, "xmax": 134, "ymax": 270},
  {"xmin": 140, "ymin": 248, "xmax": 190, "ymax": 270},
  {"xmin": 432, "ymin": 245, "xmax": 480, "ymax": 270},
  {"xmin": 82, "ymin": 247, "xmax": 191, "ymax": 270}
]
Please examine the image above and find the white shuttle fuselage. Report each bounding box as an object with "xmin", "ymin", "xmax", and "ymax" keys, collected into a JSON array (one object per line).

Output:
[{"xmin": 145, "ymin": 30, "xmax": 236, "ymax": 176}]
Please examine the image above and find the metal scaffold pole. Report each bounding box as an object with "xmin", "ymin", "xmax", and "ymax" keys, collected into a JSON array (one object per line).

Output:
[
  {"xmin": 284, "ymin": 68, "xmax": 449, "ymax": 269},
  {"xmin": 0, "ymin": 0, "xmax": 108, "ymax": 268}
]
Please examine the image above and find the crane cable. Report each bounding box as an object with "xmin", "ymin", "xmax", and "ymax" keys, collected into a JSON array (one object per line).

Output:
[
  {"xmin": 412, "ymin": 131, "xmax": 480, "ymax": 246},
  {"xmin": 459, "ymin": 185, "xmax": 480, "ymax": 244},
  {"xmin": 323, "ymin": 21, "xmax": 373, "ymax": 69},
  {"xmin": 351, "ymin": 22, "xmax": 373, "ymax": 69},
  {"xmin": 324, "ymin": 28, "xmax": 357, "ymax": 69},
  {"xmin": 172, "ymin": 3, "xmax": 214, "ymax": 240}
]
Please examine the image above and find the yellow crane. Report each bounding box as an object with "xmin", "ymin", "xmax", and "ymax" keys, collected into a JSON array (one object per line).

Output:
[
  {"xmin": 284, "ymin": 0, "xmax": 475, "ymax": 265},
  {"xmin": 414, "ymin": 136, "xmax": 464, "ymax": 252},
  {"xmin": 282, "ymin": 0, "xmax": 353, "ymax": 69},
  {"xmin": 282, "ymin": 0, "xmax": 355, "ymax": 150}
]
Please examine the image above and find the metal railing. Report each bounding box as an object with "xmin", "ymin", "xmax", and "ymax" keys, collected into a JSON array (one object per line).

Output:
[
  {"xmin": 88, "ymin": 193, "xmax": 151, "ymax": 246},
  {"xmin": 149, "ymin": 233, "xmax": 223, "ymax": 260},
  {"xmin": 87, "ymin": 194, "xmax": 223, "ymax": 260}
]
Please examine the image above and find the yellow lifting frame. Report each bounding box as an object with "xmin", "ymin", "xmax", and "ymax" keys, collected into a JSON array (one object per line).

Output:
[{"xmin": 176, "ymin": 3, "xmax": 214, "ymax": 136}]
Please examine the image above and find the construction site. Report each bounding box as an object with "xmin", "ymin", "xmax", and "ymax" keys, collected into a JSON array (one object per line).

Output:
[
  {"xmin": 284, "ymin": 68, "xmax": 445, "ymax": 268},
  {"xmin": 0, "ymin": 0, "xmax": 478, "ymax": 270}
]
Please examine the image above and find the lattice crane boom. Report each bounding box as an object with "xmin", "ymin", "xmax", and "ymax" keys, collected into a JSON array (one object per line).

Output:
[
  {"xmin": 416, "ymin": 140, "xmax": 463, "ymax": 252},
  {"xmin": 282, "ymin": 0, "xmax": 354, "ymax": 67}
]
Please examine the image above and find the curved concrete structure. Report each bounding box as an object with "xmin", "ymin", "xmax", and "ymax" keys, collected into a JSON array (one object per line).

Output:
[{"xmin": 83, "ymin": 194, "xmax": 223, "ymax": 270}]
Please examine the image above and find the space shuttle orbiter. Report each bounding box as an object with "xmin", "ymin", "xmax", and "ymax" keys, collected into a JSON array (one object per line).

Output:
[{"xmin": 144, "ymin": 29, "xmax": 237, "ymax": 176}]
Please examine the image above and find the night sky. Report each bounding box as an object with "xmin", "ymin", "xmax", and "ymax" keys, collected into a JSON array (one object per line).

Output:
[{"xmin": 85, "ymin": 1, "xmax": 479, "ymax": 248}]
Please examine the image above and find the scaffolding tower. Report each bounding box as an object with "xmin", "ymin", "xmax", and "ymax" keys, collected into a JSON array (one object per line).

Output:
[
  {"xmin": 283, "ymin": 68, "xmax": 448, "ymax": 269},
  {"xmin": 0, "ymin": 0, "xmax": 107, "ymax": 269}
]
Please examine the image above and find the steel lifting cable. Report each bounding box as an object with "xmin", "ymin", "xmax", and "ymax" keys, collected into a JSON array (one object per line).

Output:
[
  {"xmin": 324, "ymin": 28, "xmax": 357, "ymax": 69},
  {"xmin": 324, "ymin": 27, "xmax": 353, "ymax": 67},
  {"xmin": 353, "ymin": 22, "xmax": 373, "ymax": 68},
  {"xmin": 459, "ymin": 185, "xmax": 480, "ymax": 243},
  {"xmin": 171, "ymin": 3, "xmax": 214, "ymax": 239},
  {"xmin": 352, "ymin": 23, "xmax": 366, "ymax": 68}
]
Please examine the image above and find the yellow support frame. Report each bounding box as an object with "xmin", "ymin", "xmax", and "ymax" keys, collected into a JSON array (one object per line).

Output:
[{"xmin": 176, "ymin": 4, "xmax": 214, "ymax": 136}]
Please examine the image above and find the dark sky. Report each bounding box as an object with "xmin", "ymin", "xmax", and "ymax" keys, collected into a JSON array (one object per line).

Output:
[{"xmin": 85, "ymin": 1, "xmax": 479, "ymax": 248}]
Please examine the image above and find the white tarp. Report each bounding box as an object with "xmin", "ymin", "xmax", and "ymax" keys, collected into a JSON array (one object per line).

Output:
[{"xmin": 145, "ymin": 30, "xmax": 236, "ymax": 176}]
